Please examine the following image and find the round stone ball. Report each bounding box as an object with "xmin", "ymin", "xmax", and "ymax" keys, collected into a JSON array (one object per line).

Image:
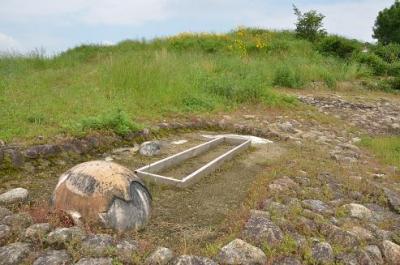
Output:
[{"xmin": 52, "ymin": 161, "xmax": 151, "ymax": 231}]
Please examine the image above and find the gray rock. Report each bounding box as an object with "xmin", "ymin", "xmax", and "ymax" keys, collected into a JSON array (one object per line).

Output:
[
  {"xmin": 278, "ymin": 122, "xmax": 295, "ymax": 133},
  {"xmin": 25, "ymin": 223, "xmax": 51, "ymax": 241},
  {"xmin": 47, "ymin": 227, "xmax": 86, "ymax": 247},
  {"xmin": 139, "ymin": 141, "xmax": 161, "ymax": 156},
  {"xmin": 116, "ymin": 239, "xmax": 138, "ymax": 262},
  {"xmin": 216, "ymin": 239, "xmax": 267, "ymax": 265},
  {"xmin": 272, "ymin": 256, "xmax": 301, "ymax": 265},
  {"xmin": 381, "ymin": 240, "xmax": 400, "ymax": 264},
  {"xmin": 364, "ymin": 245, "xmax": 384, "ymax": 265},
  {"xmin": 268, "ymin": 177, "xmax": 299, "ymax": 193},
  {"xmin": 0, "ymin": 225, "xmax": 11, "ymax": 244},
  {"xmin": 25, "ymin": 144, "xmax": 61, "ymax": 159},
  {"xmin": 348, "ymin": 226, "xmax": 373, "ymax": 241},
  {"xmin": 242, "ymin": 210, "xmax": 283, "ymax": 245},
  {"xmin": 384, "ymin": 188, "xmax": 400, "ymax": 214},
  {"xmin": 342, "ymin": 203, "xmax": 373, "ymax": 219},
  {"xmin": 302, "ymin": 199, "xmax": 331, "ymax": 214},
  {"xmin": 112, "ymin": 146, "xmax": 139, "ymax": 156},
  {"xmin": 0, "ymin": 188, "xmax": 29, "ymax": 204},
  {"xmin": 74, "ymin": 258, "xmax": 113, "ymax": 265},
  {"xmin": 173, "ymin": 255, "xmax": 218, "ymax": 265},
  {"xmin": 335, "ymin": 252, "xmax": 358, "ymax": 265},
  {"xmin": 33, "ymin": 249, "xmax": 71, "ymax": 265},
  {"xmin": 145, "ymin": 247, "xmax": 174, "ymax": 265},
  {"xmin": 312, "ymin": 242, "xmax": 333, "ymax": 264},
  {"xmin": 0, "ymin": 207, "xmax": 12, "ymax": 221},
  {"xmin": 4, "ymin": 149, "xmax": 25, "ymax": 168},
  {"xmin": 82, "ymin": 234, "xmax": 114, "ymax": 257},
  {"xmin": 320, "ymin": 223, "xmax": 359, "ymax": 248},
  {"xmin": 2, "ymin": 213, "xmax": 33, "ymax": 230},
  {"xmin": 0, "ymin": 242, "xmax": 32, "ymax": 265}
]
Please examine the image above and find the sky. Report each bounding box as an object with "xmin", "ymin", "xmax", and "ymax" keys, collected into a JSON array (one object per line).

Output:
[{"xmin": 0, "ymin": 0, "xmax": 394, "ymax": 54}]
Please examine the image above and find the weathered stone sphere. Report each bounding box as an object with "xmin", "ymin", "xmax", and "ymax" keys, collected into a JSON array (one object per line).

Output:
[{"xmin": 52, "ymin": 161, "xmax": 151, "ymax": 231}]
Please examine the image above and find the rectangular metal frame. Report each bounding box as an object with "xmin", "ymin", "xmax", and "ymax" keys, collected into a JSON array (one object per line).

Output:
[{"xmin": 135, "ymin": 136, "xmax": 251, "ymax": 188}]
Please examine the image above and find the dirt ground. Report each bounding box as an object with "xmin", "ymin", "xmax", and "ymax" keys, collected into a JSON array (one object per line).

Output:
[{"xmin": 113, "ymin": 132, "xmax": 285, "ymax": 251}]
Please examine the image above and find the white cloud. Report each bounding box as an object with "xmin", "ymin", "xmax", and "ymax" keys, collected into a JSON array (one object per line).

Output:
[
  {"xmin": 83, "ymin": 0, "xmax": 170, "ymax": 25},
  {"xmin": 0, "ymin": 33, "xmax": 22, "ymax": 52},
  {"xmin": 0, "ymin": 0, "xmax": 171, "ymax": 25}
]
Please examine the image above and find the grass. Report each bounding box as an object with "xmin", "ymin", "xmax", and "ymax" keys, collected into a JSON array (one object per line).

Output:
[
  {"xmin": 360, "ymin": 136, "xmax": 400, "ymax": 168},
  {"xmin": 0, "ymin": 28, "xmax": 371, "ymax": 141}
]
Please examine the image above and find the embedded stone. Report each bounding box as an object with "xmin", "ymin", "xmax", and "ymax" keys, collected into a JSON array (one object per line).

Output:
[
  {"xmin": 384, "ymin": 188, "xmax": 400, "ymax": 214},
  {"xmin": 81, "ymin": 234, "xmax": 114, "ymax": 257},
  {"xmin": 145, "ymin": 247, "xmax": 174, "ymax": 265},
  {"xmin": 173, "ymin": 255, "xmax": 218, "ymax": 265},
  {"xmin": 342, "ymin": 203, "xmax": 373, "ymax": 219},
  {"xmin": 364, "ymin": 245, "xmax": 384, "ymax": 265},
  {"xmin": 116, "ymin": 239, "xmax": 139, "ymax": 262},
  {"xmin": 33, "ymin": 249, "xmax": 71, "ymax": 265},
  {"xmin": 242, "ymin": 210, "xmax": 283, "ymax": 246},
  {"xmin": 0, "ymin": 242, "xmax": 32, "ymax": 265},
  {"xmin": 25, "ymin": 223, "xmax": 52, "ymax": 241},
  {"xmin": 216, "ymin": 239, "xmax": 267, "ymax": 265},
  {"xmin": 139, "ymin": 141, "xmax": 161, "ymax": 157},
  {"xmin": 302, "ymin": 199, "xmax": 331, "ymax": 214},
  {"xmin": 75, "ymin": 257, "xmax": 113, "ymax": 265},
  {"xmin": 2, "ymin": 213, "xmax": 33, "ymax": 230},
  {"xmin": 0, "ymin": 188, "xmax": 29, "ymax": 204},
  {"xmin": 46, "ymin": 227, "xmax": 85, "ymax": 247},
  {"xmin": 0, "ymin": 224, "xmax": 11, "ymax": 244},
  {"xmin": 381, "ymin": 240, "xmax": 400, "ymax": 264},
  {"xmin": 0, "ymin": 207, "xmax": 12, "ymax": 220},
  {"xmin": 52, "ymin": 161, "xmax": 151, "ymax": 231},
  {"xmin": 272, "ymin": 257, "xmax": 301, "ymax": 265},
  {"xmin": 312, "ymin": 242, "xmax": 333, "ymax": 264},
  {"xmin": 268, "ymin": 177, "xmax": 299, "ymax": 193}
]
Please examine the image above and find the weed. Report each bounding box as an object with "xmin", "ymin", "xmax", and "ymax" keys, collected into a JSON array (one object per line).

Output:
[
  {"xmin": 359, "ymin": 136, "xmax": 400, "ymax": 167},
  {"xmin": 0, "ymin": 28, "xmax": 375, "ymax": 141},
  {"xmin": 273, "ymin": 65, "xmax": 304, "ymax": 88},
  {"xmin": 74, "ymin": 109, "xmax": 142, "ymax": 136}
]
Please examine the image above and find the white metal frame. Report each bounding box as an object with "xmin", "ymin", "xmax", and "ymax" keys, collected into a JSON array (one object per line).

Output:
[{"xmin": 135, "ymin": 136, "xmax": 251, "ymax": 188}]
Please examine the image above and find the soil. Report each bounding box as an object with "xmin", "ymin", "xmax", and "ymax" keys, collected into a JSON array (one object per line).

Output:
[
  {"xmin": 114, "ymin": 132, "xmax": 285, "ymax": 250},
  {"xmin": 159, "ymin": 142, "xmax": 238, "ymax": 180}
]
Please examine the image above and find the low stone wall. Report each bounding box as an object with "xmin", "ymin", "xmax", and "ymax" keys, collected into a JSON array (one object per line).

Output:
[{"xmin": 0, "ymin": 118, "xmax": 281, "ymax": 171}]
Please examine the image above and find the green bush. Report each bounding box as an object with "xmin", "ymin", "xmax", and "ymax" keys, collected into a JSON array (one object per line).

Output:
[
  {"xmin": 78, "ymin": 109, "xmax": 141, "ymax": 136},
  {"xmin": 372, "ymin": 43, "xmax": 400, "ymax": 63},
  {"xmin": 317, "ymin": 35, "xmax": 362, "ymax": 58},
  {"xmin": 356, "ymin": 52, "xmax": 389, "ymax": 75},
  {"xmin": 182, "ymin": 96, "xmax": 215, "ymax": 112},
  {"xmin": 273, "ymin": 65, "xmax": 304, "ymax": 88}
]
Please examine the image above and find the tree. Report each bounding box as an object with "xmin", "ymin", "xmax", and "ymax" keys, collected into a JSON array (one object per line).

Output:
[
  {"xmin": 373, "ymin": 0, "xmax": 400, "ymax": 44},
  {"xmin": 293, "ymin": 4, "xmax": 326, "ymax": 42}
]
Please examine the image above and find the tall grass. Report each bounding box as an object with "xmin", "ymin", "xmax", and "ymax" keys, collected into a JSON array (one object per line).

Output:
[
  {"xmin": 360, "ymin": 136, "xmax": 400, "ymax": 168},
  {"xmin": 0, "ymin": 28, "xmax": 368, "ymax": 141}
]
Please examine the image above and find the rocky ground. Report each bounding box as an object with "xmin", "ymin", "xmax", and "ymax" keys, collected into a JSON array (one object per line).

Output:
[{"xmin": 1, "ymin": 90, "xmax": 400, "ymax": 264}]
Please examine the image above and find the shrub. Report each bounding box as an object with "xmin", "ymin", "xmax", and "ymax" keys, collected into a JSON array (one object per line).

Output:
[
  {"xmin": 182, "ymin": 96, "xmax": 215, "ymax": 112},
  {"xmin": 273, "ymin": 65, "xmax": 304, "ymax": 88},
  {"xmin": 317, "ymin": 35, "xmax": 362, "ymax": 58},
  {"xmin": 355, "ymin": 52, "xmax": 389, "ymax": 75},
  {"xmin": 78, "ymin": 109, "xmax": 141, "ymax": 136},
  {"xmin": 293, "ymin": 5, "xmax": 326, "ymax": 42},
  {"xmin": 372, "ymin": 43, "xmax": 400, "ymax": 63},
  {"xmin": 321, "ymin": 71, "xmax": 337, "ymax": 88}
]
